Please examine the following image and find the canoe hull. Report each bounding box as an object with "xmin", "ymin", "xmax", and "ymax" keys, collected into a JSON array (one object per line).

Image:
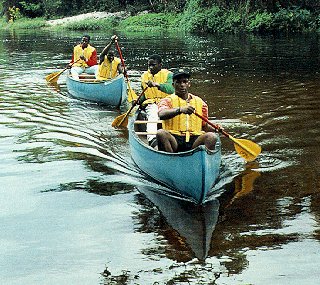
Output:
[
  {"xmin": 129, "ymin": 111, "xmax": 222, "ymax": 204},
  {"xmin": 66, "ymin": 74, "xmax": 127, "ymax": 107}
]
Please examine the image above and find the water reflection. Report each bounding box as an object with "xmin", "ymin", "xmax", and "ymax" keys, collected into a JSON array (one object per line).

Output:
[
  {"xmin": 134, "ymin": 186, "xmax": 220, "ymax": 262},
  {"xmin": 100, "ymin": 163, "xmax": 261, "ymax": 283}
]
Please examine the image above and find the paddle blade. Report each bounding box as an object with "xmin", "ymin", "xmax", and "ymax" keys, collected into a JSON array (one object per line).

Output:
[
  {"xmin": 45, "ymin": 70, "xmax": 63, "ymax": 83},
  {"xmin": 45, "ymin": 71, "xmax": 60, "ymax": 82},
  {"xmin": 232, "ymin": 138, "xmax": 262, "ymax": 162},
  {"xmin": 127, "ymin": 84, "xmax": 137, "ymax": 102},
  {"xmin": 112, "ymin": 111, "xmax": 129, "ymax": 128}
]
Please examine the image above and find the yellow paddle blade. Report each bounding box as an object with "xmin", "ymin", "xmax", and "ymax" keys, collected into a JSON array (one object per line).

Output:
[
  {"xmin": 112, "ymin": 110, "xmax": 130, "ymax": 128},
  {"xmin": 45, "ymin": 71, "xmax": 60, "ymax": 82},
  {"xmin": 231, "ymin": 137, "xmax": 262, "ymax": 162},
  {"xmin": 45, "ymin": 70, "xmax": 64, "ymax": 83},
  {"xmin": 127, "ymin": 83, "xmax": 137, "ymax": 102}
]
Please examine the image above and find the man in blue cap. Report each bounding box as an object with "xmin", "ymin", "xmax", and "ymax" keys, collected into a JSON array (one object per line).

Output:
[{"xmin": 156, "ymin": 68, "xmax": 219, "ymax": 152}]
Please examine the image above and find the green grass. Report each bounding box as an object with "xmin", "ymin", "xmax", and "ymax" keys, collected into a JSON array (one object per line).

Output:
[
  {"xmin": 60, "ymin": 17, "xmax": 118, "ymax": 31},
  {"xmin": 1, "ymin": 17, "xmax": 47, "ymax": 29}
]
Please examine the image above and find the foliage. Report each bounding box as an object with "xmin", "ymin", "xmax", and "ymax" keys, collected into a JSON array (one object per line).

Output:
[
  {"xmin": 118, "ymin": 12, "xmax": 181, "ymax": 31},
  {"xmin": 1, "ymin": 0, "xmax": 320, "ymax": 34},
  {"xmin": 179, "ymin": 1, "xmax": 320, "ymax": 34},
  {"xmin": 178, "ymin": 0, "xmax": 207, "ymax": 32},
  {"xmin": 41, "ymin": 0, "xmax": 62, "ymax": 18},
  {"xmin": 247, "ymin": 11, "xmax": 273, "ymax": 33},
  {"xmin": 8, "ymin": 5, "xmax": 21, "ymax": 22},
  {"xmin": 273, "ymin": 6, "xmax": 314, "ymax": 32},
  {"xmin": 62, "ymin": 17, "xmax": 118, "ymax": 31},
  {"xmin": 19, "ymin": 1, "xmax": 43, "ymax": 18}
]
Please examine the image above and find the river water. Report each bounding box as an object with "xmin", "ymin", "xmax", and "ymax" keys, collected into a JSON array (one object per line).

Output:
[{"xmin": 1, "ymin": 29, "xmax": 320, "ymax": 285}]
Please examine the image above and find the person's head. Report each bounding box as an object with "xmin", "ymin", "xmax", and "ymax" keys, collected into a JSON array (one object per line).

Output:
[
  {"xmin": 148, "ymin": 54, "xmax": 162, "ymax": 75},
  {"xmin": 107, "ymin": 50, "xmax": 115, "ymax": 62},
  {"xmin": 172, "ymin": 68, "xmax": 191, "ymax": 97},
  {"xmin": 81, "ymin": 35, "xmax": 90, "ymax": 48}
]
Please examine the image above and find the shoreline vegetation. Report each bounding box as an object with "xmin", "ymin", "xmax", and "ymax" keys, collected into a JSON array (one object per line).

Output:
[{"xmin": 1, "ymin": 1, "xmax": 320, "ymax": 34}]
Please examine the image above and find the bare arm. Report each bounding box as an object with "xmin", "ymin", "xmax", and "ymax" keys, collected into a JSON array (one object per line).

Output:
[
  {"xmin": 99, "ymin": 35, "xmax": 117, "ymax": 64},
  {"xmin": 158, "ymin": 105, "xmax": 195, "ymax": 120}
]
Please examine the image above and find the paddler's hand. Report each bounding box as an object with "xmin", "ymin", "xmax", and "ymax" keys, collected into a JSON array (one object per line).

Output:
[
  {"xmin": 146, "ymin": 80, "xmax": 160, "ymax": 89},
  {"xmin": 180, "ymin": 105, "xmax": 195, "ymax": 115},
  {"xmin": 111, "ymin": 35, "xmax": 118, "ymax": 42},
  {"xmin": 80, "ymin": 55, "xmax": 86, "ymax": 61},
  {"xmin": 215, "ymin": 124, "xmax": 224, "ymax": 132},
  {"xmin": 131, "ymin": 99, "xmax": 141, "ymax": 107}
]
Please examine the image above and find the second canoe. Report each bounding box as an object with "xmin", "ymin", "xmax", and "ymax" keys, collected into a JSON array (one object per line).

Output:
[{"xmin": 66, "ymin": 74, "xmax": 127, "ymax": 107}]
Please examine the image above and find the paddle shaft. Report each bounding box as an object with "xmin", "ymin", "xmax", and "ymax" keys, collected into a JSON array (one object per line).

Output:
[
  {"xmin": 194, "ymin": 112, "xmax": 259, "ymax": 157},
  {"xmin": 126, "ymin": 86, "xmax": 148, "ymax": 114},
  {"xmin": 114, "ymin": 40, "xmax": 129, "ymax": 80},
  {"xmin": 48, "ymin": 59, "xmax": 80, "ymax": 82},
  {"xmin": 194, "ymin": 112, "xmax": 230, "ymax": 138}
]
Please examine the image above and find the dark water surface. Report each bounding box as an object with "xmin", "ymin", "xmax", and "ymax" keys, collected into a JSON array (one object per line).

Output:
[{"xmin": 1, "ymin": 29, "xmax": 320, "ymax": 284}]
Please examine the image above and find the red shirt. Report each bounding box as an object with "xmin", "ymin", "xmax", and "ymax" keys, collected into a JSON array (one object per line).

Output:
[{"xmin": 71, "ymin": 49, "xmax": 97, "ymax": 67}]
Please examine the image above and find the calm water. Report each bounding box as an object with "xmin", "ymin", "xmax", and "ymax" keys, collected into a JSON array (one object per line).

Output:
[{"xmin": 1, "ymin": 29, "xmax": 320, "ymax": 285}]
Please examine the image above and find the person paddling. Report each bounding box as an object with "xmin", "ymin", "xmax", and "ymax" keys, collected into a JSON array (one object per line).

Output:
[
  {"xmin": 138, "ymin": 54, "xmax": 174, "ymax": 147},
  {"xmin": 96, "ymin": 35, "xmax": 123, "ymax": 80},
  {"xmin": 67, "ymin": 35, "xmax": 98, "ymax": 80},
  {"xmin": 156, "ymin": 68, "xmax": 221, "ymax": 153}
]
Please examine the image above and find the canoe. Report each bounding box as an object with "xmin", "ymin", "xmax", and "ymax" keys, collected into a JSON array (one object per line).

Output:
[
  {"xmin": 136, "ymin": 185, "xmax": 220, "ymax": 260},
  {"xmin": 129, "ymin": 109, "xmax": 222, "ymax": 204},
  {"xmin": 66, "ymin": 74, "xmax": 127, "ymax": 107}
]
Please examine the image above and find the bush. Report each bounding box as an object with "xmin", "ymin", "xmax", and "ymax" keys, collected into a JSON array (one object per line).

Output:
[
  {"xmin": 247, "ymin": 11, "xmax": 273, "ymax": 33},
  {"xmin": 63, "ymin": 17, "xmax": 118, "ymax": 31},
  {"xmin": 19, "ymin": 1, "xmax": 43, "ymax": 18},
  {"xmin": 118, "ymin": 12, "xmax": 181, "ymax": 31},
  {"xmin": 273, "ymin": 7, "xmax": 313, "ymax": 32}
]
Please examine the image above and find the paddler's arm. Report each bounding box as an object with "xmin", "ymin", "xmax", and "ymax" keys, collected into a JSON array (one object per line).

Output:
[
  {"xmin": 159, "ymin": 72, "xmax": 174, "ymax": 94},
  {"xmin": 99, "ymin": 35, "xmax": 117, "ymax": 64},
  {"xmin": 158, "ymin": 103, "xmax": 195, "ymax": 120},
  {"xmin": 147, "ymin": 73, "xmax": 174, "ymax": 94}
]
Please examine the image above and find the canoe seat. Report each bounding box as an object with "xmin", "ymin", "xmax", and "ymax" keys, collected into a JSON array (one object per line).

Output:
[
  {"xmin": 79, "ymin": 73, "xmax": 96, "ymax": 79},
  {"xmin": 134, "ymin": 120, "xmax": 163, "ymax": 124}
]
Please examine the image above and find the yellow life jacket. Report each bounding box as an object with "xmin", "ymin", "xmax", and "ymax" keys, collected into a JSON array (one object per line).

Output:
[
  {"xmin": 141, "ymin": 69, "xmax": 171, "ymax": 105},
  {"xmin": 73, "ymin": 44, "xmax": 96, "ymax": 67},
  {"xmin": 96, "ymin": 57, "xmax": 121, "ymax": 80},
  {"xmin": 162, "ymin": 94, "xmax": 204, "ymax": 137}
]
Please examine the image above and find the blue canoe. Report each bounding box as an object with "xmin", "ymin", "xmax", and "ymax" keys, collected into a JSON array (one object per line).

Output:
[
  {"xmin": 129, "ymin": 110, "xmax": 222, "ymax": 204},
  {"xmin": 66, "ymin": 74, "xmax": 127, "ymax": 107}
]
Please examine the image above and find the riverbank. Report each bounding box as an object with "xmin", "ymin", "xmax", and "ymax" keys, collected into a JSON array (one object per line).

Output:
[
  {"xmin": 2, "ymin": 6, "xmax": 320, "ymax": 34},
  {"xmin": 46, "ymin": 11, "xmax": 128, "ymax": 26}
]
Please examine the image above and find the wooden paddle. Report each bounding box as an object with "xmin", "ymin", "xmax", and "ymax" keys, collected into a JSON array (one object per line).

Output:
[
  {"xmin": 45, "ymin": 59, "xmax": 80, "ymax": 83},
  {"xmin": 114, "ymin": 39, "xmax": 137, "ymax": 102},
  {"xmin": 194, "ymin": 112, "xmax": 261, "ymax": 162},
  {"xmin": 112, "ymin": 86, "xmax": 148, "ymax": 128}
]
